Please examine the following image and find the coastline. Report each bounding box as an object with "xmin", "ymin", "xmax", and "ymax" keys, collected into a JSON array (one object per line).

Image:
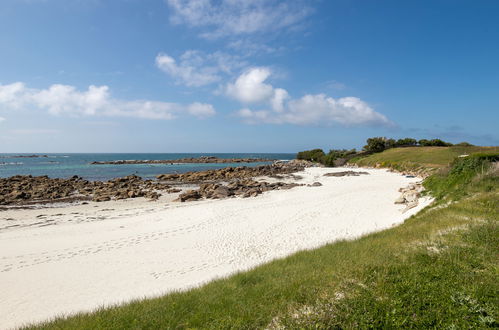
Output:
[{"xmin": 0, "ymin": 167, "xmax": 432, "ymax": 329}]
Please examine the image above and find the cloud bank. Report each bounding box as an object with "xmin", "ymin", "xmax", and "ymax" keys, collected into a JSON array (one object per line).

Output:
[
  {"xmin": 167, "ymin": 0, "xmax": 313, "ymax": 39},
  {"xmin": 0, "ymin": 82, "xmax": 215, "ymax": 120},
  {"xmin": 229, "ymin": 68, "xmax": 392, "ymax": 126}
]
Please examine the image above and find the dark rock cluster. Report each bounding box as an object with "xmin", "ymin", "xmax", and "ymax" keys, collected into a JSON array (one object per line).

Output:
[
  {"xmin": 175, "ymin": 179, "xmax": 304, "ymax": 202},
  {"xmin": 157, "ymin": 160, "xmax": 310, "ymax": 183},
  {"xmin": 0, "ymin": 175, "xmax": 171, "ymax": 206},
  {"xmin": 0, "ymin": 160, "xmax": 317, "ymax": 206}
]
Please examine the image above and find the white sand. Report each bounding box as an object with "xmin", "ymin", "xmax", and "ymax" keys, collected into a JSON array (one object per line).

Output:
[{"xmin": 0, "ymin": 167, "xmax": 432, "ymax": 329}]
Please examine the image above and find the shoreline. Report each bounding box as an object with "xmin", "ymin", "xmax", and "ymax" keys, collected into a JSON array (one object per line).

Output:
[{"xmin": 0, "ymin": 167, "xmax": 432, "ymax": 329}]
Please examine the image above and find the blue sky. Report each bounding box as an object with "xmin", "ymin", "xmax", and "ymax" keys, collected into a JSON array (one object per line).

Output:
[{"xmin": 0, "ymin": 0, "xmax": 498, "ymax": 153}]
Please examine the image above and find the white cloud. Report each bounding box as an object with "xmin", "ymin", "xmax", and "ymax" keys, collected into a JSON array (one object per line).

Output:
[
  {"xmin": 229, "ymin": 69, "xmax": 392, "ymax": 127},
  {"xmin": 167, "ymin": 0, "xmax": 313, "ymax": 39},
  {"xmin": 156, "ymin": 53, "xmax": 220, "ymax": 87},
  {"xmin": 0, "ymin": 82, "xmax": 26, "ymax": 108},
  {"xmin": 284, "ymin": 94, "xmax": 391, "ymax": 126},
  {"xmin": 226, "ymin": 67, "xmax": 275, "ymax": 103},
  {"xmin": 0, "ymin": 117, "xmax": 5, "ymax": 123},
  {"xmin": 156, "ymin": 51, "xmax": 246, "ymax": 87},
  {"xmin": 270, "ymin": 88, "xmax": 289, "ymax": 112},
  {"xmin": 0, "ymin": 82, "xmax": 216, "ymax": 120}
]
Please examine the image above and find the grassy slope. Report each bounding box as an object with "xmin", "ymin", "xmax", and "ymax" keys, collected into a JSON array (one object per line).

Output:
[
  {"xmin": 349, "ymin": 146, "xmax": 498, "ymax": 174},
  {"xmin": 30, "ymin": 148, "xmax": 498, "ymax": 329}
]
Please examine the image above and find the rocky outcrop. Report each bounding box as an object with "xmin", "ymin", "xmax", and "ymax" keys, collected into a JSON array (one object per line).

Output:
[
  {"xmin": 0, "ymin": 175, "xmax": 172, "ymax": 206},
  {"xmin": 395, "ymin": 183, "xmax": 425, "ymax": 212},
  {"xmin": 91, "ymin": 156, "xmax": 270, "ymax": 165},
  {"xmin": 0, "ymin": 160, "xmax": 314, "ymax": 206},
  {"xmin": 175, "ymin": 179, "xmax": 304, "ymax": 202},
  {"xmin": 323, "ymin": 171, "xmax": 369, "ymax": 177},
  {"xmin": 157, "ymin": 160, "xmax": 313, "ymax": 183}
]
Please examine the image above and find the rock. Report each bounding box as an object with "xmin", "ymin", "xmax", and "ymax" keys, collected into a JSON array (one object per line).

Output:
[
  {"xmin": 212, "ymin": 186, "xmax": 231, "ymax": 199},
  {"xmin": 324, "ymin": 171, "xmax": 369, "ymax": 177},
  {"xmin": 396, "ymin": 182, "xmax": 425, "ymax": 211},
  {"xmin": 309, "ymin": 182, "xmax": 322, "ymax": 187},
  {"xmin": 404, "ymin": 192, "xmax": 419, "ymax": 203},
  {"xmin": 92, "ymin": 195, "xmax": 111, "ymax": 202},
  {"xmin": 157, "ymin": 161, "xmax": 312, "ymax": 183},
  {"xmin": 10, "ymin": 190, "xmax": 28, "ymax": 199},
  {"xmin": 0, "ymin": 159, "xmax": 313, "ymax": 206},
  {"xmin": 394, "ymin": 196, "xmax": 406, "ymax": 204},
  {"xmin": 145, "ymin": 191, "xmax": 161, "ymax": 200},
  {"xmin": 91, "ymin": 156, "xmax": 271, "ymax": 165},
  {"xmin": 403, "ymin": 201, "xmax": 418, "ymax": 213},
  {"xmin": 177, "ymin": 190, "xmax": 202, "ymax": 202}
]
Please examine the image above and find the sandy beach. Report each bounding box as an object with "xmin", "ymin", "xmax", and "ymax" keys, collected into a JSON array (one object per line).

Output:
[{"xmin": 0, "ymin": 167, "xmax": 432, "ymax": 329}]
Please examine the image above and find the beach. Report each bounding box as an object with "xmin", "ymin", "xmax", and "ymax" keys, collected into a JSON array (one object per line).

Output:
[{"xmin": 0, "ymin": 167, "xmax": 432, "ymax": 329}]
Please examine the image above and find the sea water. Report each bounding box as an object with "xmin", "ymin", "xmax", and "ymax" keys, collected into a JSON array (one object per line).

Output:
[{"xmin": 0, "ymin": 153, "xmax": 295, "ymax": 181}]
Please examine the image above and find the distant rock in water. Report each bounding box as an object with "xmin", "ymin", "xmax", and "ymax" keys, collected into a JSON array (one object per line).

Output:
[{"xmin": 90, "ymin": 156, "xmax": 270, "ymax": 165}]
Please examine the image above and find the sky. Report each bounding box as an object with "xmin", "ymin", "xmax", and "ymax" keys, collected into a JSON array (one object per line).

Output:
[{"xmin": 0, "ymin": 0, "xmax": 498, "ymax": 153}]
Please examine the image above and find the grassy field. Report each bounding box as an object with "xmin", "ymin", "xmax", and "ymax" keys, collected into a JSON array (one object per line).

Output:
[
  {"xmin": 349, "ymin": 146, "xmax": 498, "ymax": 174},
  {"xmin": 29, "ymin": 149, "xmax": 498, "ymax": 329}
]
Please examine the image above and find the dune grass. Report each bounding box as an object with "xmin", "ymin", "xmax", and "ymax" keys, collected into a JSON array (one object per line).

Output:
[{"xmin": 28, "ymin": 150, "xmax": 498, "ymax": 329}]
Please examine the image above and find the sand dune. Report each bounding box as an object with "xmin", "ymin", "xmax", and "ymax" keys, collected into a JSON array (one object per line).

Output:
[{"xmin": 0, "ymin": 167, "xmax": 431, "ymax": 329}]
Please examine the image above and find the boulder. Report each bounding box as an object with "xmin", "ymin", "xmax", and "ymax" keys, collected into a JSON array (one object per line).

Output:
[
  {"xmin": 394, "ymin": 196, "xmax": 406, "ymax": 204},
  {"xmin": 177, "ymin": 190, "xmax": 202, "ymax": 202}
]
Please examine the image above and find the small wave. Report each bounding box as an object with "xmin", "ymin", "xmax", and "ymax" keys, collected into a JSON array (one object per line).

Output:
[{"xmin": 0, "ymin": 162, "xmax": 24, "ymax": 166}]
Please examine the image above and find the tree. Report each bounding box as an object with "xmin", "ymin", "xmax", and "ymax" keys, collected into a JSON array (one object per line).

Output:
[
  {"xmin": 296, "ymin": 149, "xmax": 326, "ymax": 162},
  {"xmin": 363, "ymin": 137, "xmax": 389, "ymax": 153},
  {"xmin": 396, "ymin": 138, "xmax": 417, "ymax": 146},
  {"xmin": 419, "ymin": 138, "xmax": 452, "ymax": 146},
  {"xmin": 418, "ymin": 139, "xmax": 431, "ymax": 146},
  {"xmin": 429, "ymin": 139, "xmax": 453, "ymax": 146}
]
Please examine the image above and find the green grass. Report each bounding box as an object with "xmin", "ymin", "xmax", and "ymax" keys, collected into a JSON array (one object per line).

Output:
[
  {"xmin": 28, "ymin": 148, "xmax": 498, "ymax": 329},
  {"xmin": 349, "ymin": 146, "xmax": 498, "ymax": 174}
]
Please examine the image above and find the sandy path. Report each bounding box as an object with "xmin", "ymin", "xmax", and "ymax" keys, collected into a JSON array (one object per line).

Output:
[{"xmin": 0, "ymin": 167, "xmax": 431, "ymax": 329}]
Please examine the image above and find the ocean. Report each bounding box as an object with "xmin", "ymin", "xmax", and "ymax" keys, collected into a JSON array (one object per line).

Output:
[{"xmin": 0, "ymin": 153, "xmax": 295, "ymax": 181}]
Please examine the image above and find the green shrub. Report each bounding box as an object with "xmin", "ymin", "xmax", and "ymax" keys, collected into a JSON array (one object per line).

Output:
[
  {"xmin": 455, "ymin": 141, "xmax": 474, "ymax": 147},
  {"xmin": 296, "ymin": 149, "xmax": 326, "ymax": 162},
  {"xmin": 424, "ymin": 153, "xmax": 499, "ymax": 200},
  {"xmin": 296, "ymin": 148, "xmax": 357, "ymax": 166},
  {"xmin": 419, "ymin": 139, "xmax": 453, "ymax": 147}
]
